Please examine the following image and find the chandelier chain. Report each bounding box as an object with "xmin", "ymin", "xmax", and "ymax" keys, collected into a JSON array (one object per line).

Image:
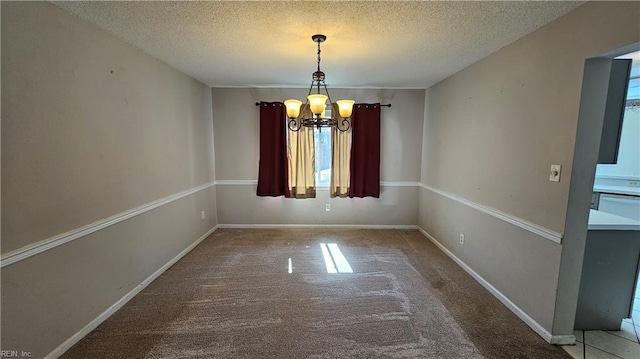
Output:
[{"xmin": 317, "ymin": 40, "xmax": 321, "ymax": 73}]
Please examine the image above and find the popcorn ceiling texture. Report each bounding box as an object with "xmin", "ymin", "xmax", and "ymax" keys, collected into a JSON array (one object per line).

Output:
[{"xmin": 52, "ymin": 1, "xmax": 585, "ymax": 88}]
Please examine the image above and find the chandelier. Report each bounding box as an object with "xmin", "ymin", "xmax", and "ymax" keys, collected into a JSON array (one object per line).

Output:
[{"xmin": 284, "ymin": 34, "xmax": 355, "ymax": 132}]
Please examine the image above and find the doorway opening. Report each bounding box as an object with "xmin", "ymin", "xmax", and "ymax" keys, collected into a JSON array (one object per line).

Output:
[{"xmin": 557, "ymin": 45, "xmax": 640, "ymax": 358}]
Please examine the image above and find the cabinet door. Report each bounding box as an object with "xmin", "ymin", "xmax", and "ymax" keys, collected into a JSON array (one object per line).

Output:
[
  {"xmin": 575, "ymin": 230, "xmax": 640, "ymax": 330},
  {"xmin": 598, "ymin": 59, "xmax": 632, "ymax": 164}
]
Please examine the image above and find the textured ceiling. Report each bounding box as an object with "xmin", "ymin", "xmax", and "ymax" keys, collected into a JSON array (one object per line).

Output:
[{"xmin": 52, "ymin": 1, "xmax": 586, "ymax": 88}]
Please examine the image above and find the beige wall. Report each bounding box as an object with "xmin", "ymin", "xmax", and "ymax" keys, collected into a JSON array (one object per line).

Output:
[
  {"xmin": 1, "ymin": 2, "xmax": 216, "ymax": 357},
  {"xmin": 5, "ymin": 1, "xmax": 638, "ymax": 355},
  {"xmin": 212, "ymin": 88, "xmax": 424, "ymax": 225},
  {"xmin": 419, "ymin": 0, "xmax": 640, "ymax": 337},
  {"xmin": 217, "ymin": 185, "xmax": 418, "ymax": 226},
  {"xmin": 418, "ymin": 188, "xmax": 562, "ymax": 331}
]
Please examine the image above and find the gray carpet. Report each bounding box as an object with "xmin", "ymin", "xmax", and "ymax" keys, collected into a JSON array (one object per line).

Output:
[{"xmin": 62, "ymin": 228, "xmax": 570, "ymax": 358}]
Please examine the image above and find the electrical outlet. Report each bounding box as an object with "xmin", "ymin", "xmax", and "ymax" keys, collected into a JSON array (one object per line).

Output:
[
  {"xmin": 201, "ymin": 211, "xmax": 206, "ymax": 220},
  {"xmin": 325, "ymin": 204, "xmax": 331, "ymax": 212},
  {"xmin": 628, "ymin": 180, "xmax": 640, "ymax": 187},
  {"xmin": 549, "ymin": 165, "xmax": 561, "ymax": 182},
  {"xmin": 459, "ymin": 233, "xmax": 465, "ymax": 245}
]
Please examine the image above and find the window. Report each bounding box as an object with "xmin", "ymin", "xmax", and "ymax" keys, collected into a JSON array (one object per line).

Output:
[{"xmin": 314, "ymin": 108, "xmax": 332, "ymax": 187}]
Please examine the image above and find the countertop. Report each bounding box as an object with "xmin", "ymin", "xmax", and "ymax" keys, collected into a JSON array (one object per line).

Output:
[{"xmin": 588, "ymin": 209, "xmax": 640, "ymax": 231}]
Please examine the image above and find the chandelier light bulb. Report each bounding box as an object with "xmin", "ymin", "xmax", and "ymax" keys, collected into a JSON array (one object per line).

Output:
[
  {"xmin": 284, "ymin": 99, "xmax": 302, "ymax": 118},
  {"xmin": 307, "ymin": 94, "xmax": 328, "ymax": 115},
  {"xmin": 336, "ymin": 100, "xmax": 355, "ymax": 118}
]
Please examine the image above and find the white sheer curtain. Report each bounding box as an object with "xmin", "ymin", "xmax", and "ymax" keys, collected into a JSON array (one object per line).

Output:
[
  {"xmin": 330, "ymin": 103, "xmax": 351, "ymax": 197},
  {"xmin": 287, "ymin": 104, "xmax": 316, "ymax": 198}
]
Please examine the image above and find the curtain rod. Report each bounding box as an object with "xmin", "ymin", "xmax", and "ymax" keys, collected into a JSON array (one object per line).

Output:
[{"xmin": 255, "ymin": 102, "xmax": 391, "ymax": 107}]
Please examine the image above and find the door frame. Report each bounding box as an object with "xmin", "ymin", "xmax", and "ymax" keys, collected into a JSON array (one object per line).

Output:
[{"xmin": 552, "ymin": 42, "xmax": 640, "ymax": 339}]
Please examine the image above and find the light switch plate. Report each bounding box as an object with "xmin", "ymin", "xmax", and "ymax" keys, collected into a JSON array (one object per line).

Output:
[{"xmin": 550, "ymin": 165, "xmax": 561, "ymax": 182}]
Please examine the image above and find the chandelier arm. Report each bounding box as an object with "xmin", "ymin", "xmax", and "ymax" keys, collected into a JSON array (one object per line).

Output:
[
  {"xmin": 288, "ymin": 118, "xmax": 302, "ymax": 132},
  {"xmin": 307, "ymin": 81, "xmax": 315, "ymax": 98},
  {"xmin": 338, "ymin": 118, "xmax": 351, "ymax": 132},
  {"xmin": 322, "ymin": 81, "xmax": 333, "ymax": 107}
]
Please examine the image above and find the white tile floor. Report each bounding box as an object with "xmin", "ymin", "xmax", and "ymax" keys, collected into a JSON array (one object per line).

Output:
[{"xmin": 562, "ymin": 279, "xmax": 640, "ymax": 359}]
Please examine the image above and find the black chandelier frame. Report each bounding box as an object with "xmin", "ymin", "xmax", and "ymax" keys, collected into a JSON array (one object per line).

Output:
[{"xmin": 287, "ymin": 34, "xmax": 351, "ymax": 133}]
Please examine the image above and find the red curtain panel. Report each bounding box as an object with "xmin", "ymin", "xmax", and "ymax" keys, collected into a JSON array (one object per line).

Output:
[
  {"xmin": 257, "ymin": 102, "xmax": 290, "ymax": 197},
  {"xmin": 349, "ymin": 103, "xmax": 381, "ymax": 198}
]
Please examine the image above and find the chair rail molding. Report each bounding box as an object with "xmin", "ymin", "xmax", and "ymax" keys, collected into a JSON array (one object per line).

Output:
[
  {"xmin": 419, "ymin": 183, "xmax": 563, "ymax": 243},
  {"xmin": 215, "ymin": 180, "xmax": 421, "ymax": 187},
  {"xmin": 1, "ymin": 182, "xmax": 216, "ymax": 268}
]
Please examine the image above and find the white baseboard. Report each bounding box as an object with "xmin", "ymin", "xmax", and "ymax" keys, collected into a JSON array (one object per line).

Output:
[
  {"xmin": 218, "ymin": 224, "xmax": 418, "ymax": 230},
  {"xmin": 415, "ymin": 226, "xmax": 575, "ymax": 345},
  {"xmin": 45, "ymin": 225, "xmax": 219, "ymax": 359},
  {"xmin": 44, "ymin": 223, "xmax": 572, "ymax": 357}
]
